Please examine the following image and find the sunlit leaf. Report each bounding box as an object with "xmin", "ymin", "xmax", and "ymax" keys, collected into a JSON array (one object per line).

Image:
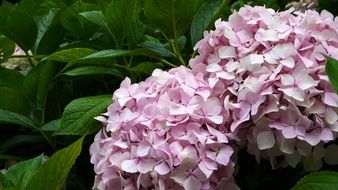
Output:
[
  {"xmin": 54, "ymin": 95, "xmax": 111, "ymax": 135},
  {"xmin": 292, "ymin": 171, "xmax": 338, "ymax": 190},
  {"xmin": 326, "ymin": 56, "xmax": 338, "ymax": 94},
  {"xmin": 25, "ymin": 137, "xmax": 84, "ymax": 190}
]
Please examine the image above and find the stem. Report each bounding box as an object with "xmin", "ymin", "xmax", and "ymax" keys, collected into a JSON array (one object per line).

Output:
[
  {"xmin": 10, "ymin": 55, "xmax": 29, "ymax": 58},
  {"xmin": 23, "ymin": 51, "xmax": 34, "ymax": 67},
  {"xmin": 40, "ymin": 131, "xmax": 56, "ymax": 151},
  {"xmin": 170, "ymin": 39, "xmax": 186, "ymax": 66},
  {"xmin": 160, "ymin": 59, "xmax": 177, "ymax": 68}
]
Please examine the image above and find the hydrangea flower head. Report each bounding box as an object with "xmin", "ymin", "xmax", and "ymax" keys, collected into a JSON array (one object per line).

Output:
[
  {"xmin": 190, "ymin": 6, "xmax": 338, "ymax": 169},
  {"xmin": 90, "ymin": 66, "xmax": 238, "ymax": 189}
]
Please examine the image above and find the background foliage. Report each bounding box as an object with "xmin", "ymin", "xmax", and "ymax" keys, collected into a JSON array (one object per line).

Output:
[{"xmin": 0, "ymin": 0, "xmax": 337, "ymax": 189}]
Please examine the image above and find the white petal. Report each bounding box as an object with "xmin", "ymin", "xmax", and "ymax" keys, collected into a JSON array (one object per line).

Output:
[
  {"xmin": 206, "ymin": 63, "xmax": 222, "ymax": 72},
  {"xmin": 183, "ymin": 175, "xmax": 201, "ymax": 190},
  {"xmin": 325, "ymin": 108, "xmax": 338, "ymax": 124},
  {"xmin": 218, "ymin": 46, "xmax": 236, "ymax": 59},
  {"xmin": 257, "ymin": 131, "xmax": 275, "ymax": 150},
  {"xmin": 280, "ymin": 74, "xmax": 294, "ymax": 86},
  {"xmin": 279, "ymin": 87, "xmax": 305, "ymax": 102},
  {"xmin": 280, "ymin": 57, "xmax": 295, "ymax": 68},
  {"xmin": 285, "ymin": 153, "xmax": 301, "ymax": 168}
]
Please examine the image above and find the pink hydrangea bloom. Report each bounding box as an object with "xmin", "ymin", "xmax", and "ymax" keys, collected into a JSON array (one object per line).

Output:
[
  {"xmin": 190, "ymin": 6, "xmax": 338, "ymax": 169},
  {"xmin": 91, "ymin": 5, "xmax": 338, "ymax": 189},
  {"xmin": 90, "ymin": 66, "xmax": 239, "ymax": 190}
]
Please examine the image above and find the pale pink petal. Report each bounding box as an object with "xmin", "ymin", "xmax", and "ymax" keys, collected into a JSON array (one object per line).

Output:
[
  {"xmin": 136, "ymin": 142, "xmax": 151, "ymax": 157},
  {"xmin": 279, "ymin": 87, "xmax": 305, "ymax": 101},
  {"xmin": 169, "ymin": 142, "xmax": 183, "ymax": 155},
  {"xmin": 207, "ymin": 125, "xmax": 228, "ymax": 143},
  {"xmin": 120, "ymin": 77, "xmax": 131, "ymax": 88},
  {"xmin": 282, "ymin": 127, "xmax": 297, "ymax": 139},
  {"xmin": 202, "ymin": 97, "xmax": 222, "ymax": 115},
  {"xmin": 215, "ymin": 146, "xmax": 233, "ymax": 166},
  {"xmin": 121, "ymin": 159, "xmax": 138, "ymax": 173},
  {"xmin": 198, "ymin": 161, "xmax": 213, "ymax": 178},
  {"xmin": 206, "ymin": 115, "xmax": 224, "ymax": 124},
  {"xmin": 216, "ymin": 71, "xmax": 235, "ymax": 80},
  {"xmin": 320, "ymin": 128, "xmax": 334, "ymax": 141},
  {"xmin": 305, "ymin": 130, "xmax": 321, "ymax": 146},
  {"xmin": 323, "ymin": 92, "xmax": 338, "ymax": 107},
  {"xmin": 137, "ymin": 159, "xmax": 156, "ymax": 174},
  {"xmin": 154, "ymin": 162, "xmax": 170, "ymax": 175}
]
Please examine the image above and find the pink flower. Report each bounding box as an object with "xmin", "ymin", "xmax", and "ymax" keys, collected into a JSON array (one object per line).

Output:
[
  {"xmin": 190, "ymin": 5, "xmax": 338, "ymax": 169},
  {"xmin": 90, "ymin": 66, "xmax": 238, "ymax": 190},
  {"xmin": 91, "ymin": 5, "xmax": 338, "ymax": 189}
]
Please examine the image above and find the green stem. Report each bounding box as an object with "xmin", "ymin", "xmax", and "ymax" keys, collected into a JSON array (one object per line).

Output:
[
  {"xmin": 40, "ymin": 131, "xmax": 56, "ymax": 151},
  {"xmin": 170, "ymin": 39, "xmax": 186, "ymax": 66},
  {"xmin": 160, "ymin": 59, "xmax": 177, "ymax": 68},
  {"xmin": 23, "ymin": 51, "xmax": 34, "ymax": 67}
]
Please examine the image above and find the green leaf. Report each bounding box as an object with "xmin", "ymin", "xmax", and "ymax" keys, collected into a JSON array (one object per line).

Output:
[
  {"xmin": 63, "ymin": 65, "xmax": 123, "ymax": 77},
  {"xmin": 0, "ymin": 35, "xmax": 16, "ymax": 63},
  {"xmin": 130, "ymin": 62, "xmax": 163, "ymax": 75},
  {"xmin": 0, "ymin": 6, "xmax": 37, "ymax": 51},
  {"xmin": 177, "ymin": 35, "xmax": 187, "ymax": 52},
  {"xmin": 0, "ymin": 109, "xmax": 37, "ymax": 129},
  {"xmin": 60, "ymin": 0, "xmax": 98, "ymax": 38},
  {"xmin": 25, "ymin": 137, "xmax": 84, "ymax": 190},
  {"xmin": 40, "ymin": 119, "xmax": 60, "ymax": 132},
  {"xmin": 105, "ymin": 0, "xmax": 138, "ymax": 42},
  {"xmin": 17, "ymin": 0, "xmax": 45, "ymax": 17},
  {"xmin": 138, "ymin": 35, "xmax": 175, "ymax": 58},
  {"xmin": 0, "ymin": 67, "xmax": 24, "ymax": 89},
  {"xmin": 190, "ymin": 0, "xmax": 229, "ymax": 46},
  {"xmin": 46, "ymin": 48, "xmax": 97, "ymax": 63},
  {"xmin": 292, "ymin": 171, "xmax": 338, "ymax": 190},
  {"xmin": 326, "ymin": 57, "xmax": 338, "ymax": 94},
  {"xmin": 33, "ymin": 8, "xmax": 62, "ymax": 55},
  {"xmin": 144, "ymin": 0, "xmax": 202, "ymax": 38},
  {"xmin": 79, "ymin": 48, "xmax": 161, "ymax": 63},
  {"xmin": 231, "ymin": 0, "xmax": 245, "ymax": 10},
  {"xmin": 79, "ymin": 11, "xmax": 107, "ymax": 29},
  {"xmin": 4, "ymin": 155, "xmax": 43, "ymax": 190},
  {"xmin": 0, "ymin": 135, "xmax": 45, "ymax": 153},
  {"xmin": 127, "ymin": 3, "xmax": 146, "ymax": 49},
  {"xmin": 54, "ymin": 95, "xmax": 111, "ymax": 135},
  {"xmin": 0, "ymin": 172, "xmax": 13, "ymax": 189},
  {"xmin": 23, "ymin": 61, "xmax": 57, "ymax": 121},
  {"xmin": 0, "ymin": 87, "xmax": 31, "ymax": 115}
]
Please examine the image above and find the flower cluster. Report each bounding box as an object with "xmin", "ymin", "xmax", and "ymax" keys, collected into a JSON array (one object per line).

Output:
[
  {"xmin": 190, "ymin": 6, "xmax": 338, "ymax": 169},
  {"xmin": 90, "ymin": 5, "xmax": 338, "ymax": 190},
  {"xmin": 90, "ymin": 66, "xmax": 238, "ymax": 189},
  {"xmin": 1, "ymin": 45, "xmax": 33, "ymax": 73}
]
